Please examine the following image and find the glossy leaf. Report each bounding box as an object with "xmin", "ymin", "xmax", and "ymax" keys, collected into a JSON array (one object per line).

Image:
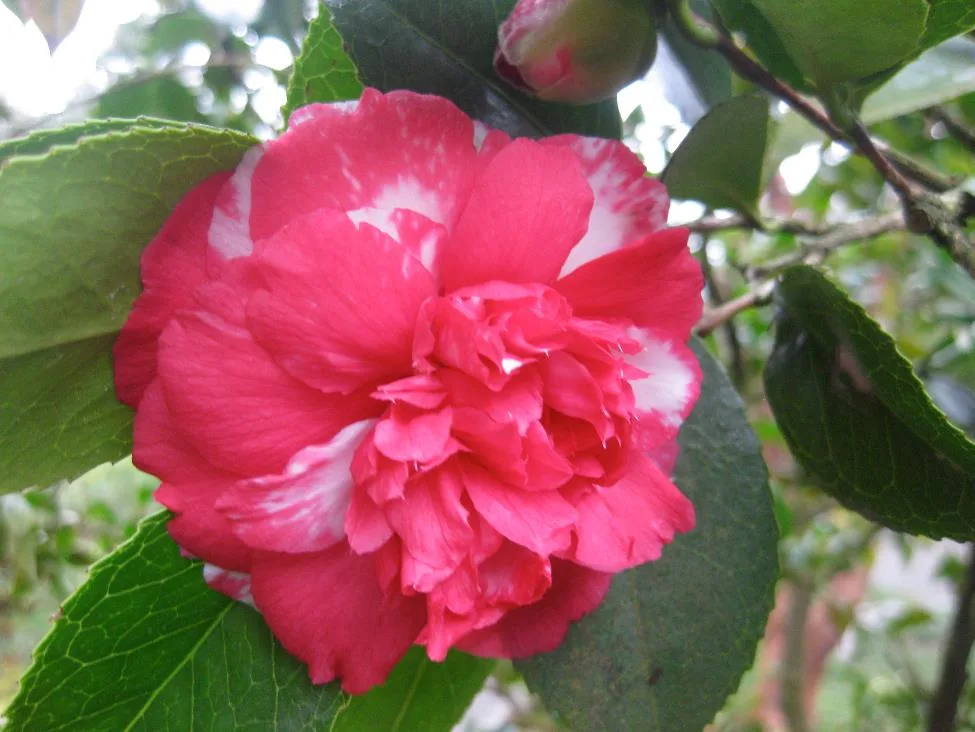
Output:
[
  {"xmin": 662, "ymin": 94, "xmax": 772, "ymax": 218},
  {"xmin": 746, "ymin": 0, "xmax": 927, "ymax": 92},
  {"xmin": 282, "ymin": 3, "xmax": 362, "ymax": 123},
  {"xmin": 518, "ymin": 341, "xmax": 778, "ymax": 732},
  {"xmin": 0, "ymin": 122, "xmax": 256, "ymax": 492},
  {"xmin": 764, "ymin": 266, "xmax": 975, "ymax": 540},
  {"xmin": 862, "ymin": 39, "xmax": 975, "ymax": 125},
  {"xmin": 0, "ymin": 117, "xmax": 184, "ymax": 161},
  {"xmin": 920, "ymin": 0, "xmax": 975, "ymax": 53},
  {"xmin": 323, "ymin": 0, "xmax": 622, "ymax": 139},
  {"xmin": 710, "ymin": 0, "xmax": 807, "ymax": 91},
  {"xmin": 5, "ymin": 512, "xmax": 492, "ymax": 730}
]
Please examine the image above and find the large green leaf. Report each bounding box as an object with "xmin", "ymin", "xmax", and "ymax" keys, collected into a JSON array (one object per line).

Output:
[
  {"xmin": 0, "ymin": 123, "xmax": 256, "ymax": 493},
  {"xmin": 764, "ymin": 266, "xmax": 975, "ymax": 539},
  {"xmin": 710, "ymin": 0, "xmax": 808, "ymax": 91},
  {"xmin": 662, "ymin": 94, "xmax": 772, "ymax": 219},
  {"xmin": 322, "ymin": 0, "xmax": 621, "ymax": 139},
  {"xmin": 0, "ymin": 117, "xmax": 185, "ymax": 162},
  {"xmin": 518, "ymin": 342, "xmax": 778, "ymax": 732},
  {"xmin": 282, "ymin": 4, "xmax": 362, "ymax": 123},
  {"xmin": 746, "ymin": 0, "xmax": 927, "ymax": 92},
  {"xmin": 920, "ymin": 0, "xmax": 975, "ymax": 54},
  {"xmin": 0, "ymin": 337, "xmax": 132, "ymax": 494},
  {"xmin": 4, "ymin": 512, "xmax": 492, "ymax": 730}
]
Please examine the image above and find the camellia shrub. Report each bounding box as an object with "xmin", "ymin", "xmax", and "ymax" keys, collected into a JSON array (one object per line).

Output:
[{"xmin": 1, "ymin": 0, "xmax": 974, "ymax": 730}]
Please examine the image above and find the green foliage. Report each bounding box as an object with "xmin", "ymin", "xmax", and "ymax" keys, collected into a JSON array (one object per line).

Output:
[
  {"xmin": 764, "ymin": 266, "xmax": 975, "ymax": 540},
  {"xmin": 746, "ymin": 0, "xmax": 927, "ymax": 93},
  {"xmin": 0, "ymin": 337, "xmax": 132, "ymax": 495},
  {"xmin": 4, "ymin": 512, "xmax": 492, "ymax": 731},
  {"xmin": 0, "ymin": 122, "xmax": 256, "ymax": 493},
  {"xmin": 96, "ymin": 77, "xmax": 207, "ymax": 123},
  {"xmin": 518, "ymin": 342, "xmax": 778, "ymax": 732},
  {"xmin": 710, "ymin": 0, "xmax": 808, "ymax": 91},
  {"xmin": 0, "ymin": 118, "xmax": 185, "ymax": 162},
  {"xmin": 661, "ymin": 0, "xmax": 731, "ymax": 110},
  {"xmin": 323, "ymin": 0, "xmax": 622, "ymax": 139},
  {"xmin": 662, "ymin": 94, "xmax": 773, "ymax": 218},
  {"xmin": 282, "ymin": 4, "xmax": 363, "ymax": 123}
]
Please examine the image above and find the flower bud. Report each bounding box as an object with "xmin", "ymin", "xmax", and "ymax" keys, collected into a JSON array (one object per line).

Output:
[{"xmin": 494, "ymin": 0, "xmax": 658, "ymax": 104}]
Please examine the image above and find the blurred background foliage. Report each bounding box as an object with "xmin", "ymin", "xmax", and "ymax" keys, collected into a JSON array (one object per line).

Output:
[{"xmin": 0, "ymin": 1, "xmax": 974, "ymax": 730}]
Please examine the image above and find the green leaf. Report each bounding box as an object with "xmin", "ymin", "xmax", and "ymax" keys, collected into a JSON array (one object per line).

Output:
[
  {"xmin": 710, "ymin": 0, "xmax": 808, "ymax": 91},
  {"xmin": 862, "ymin": 39, "xmax": 975, "ymax": 125},
  {"xmin": 517, "ymin": 341, "xmax": 778, "ymax": 732},
  {"xmin": 0, "ymin": 337, "xmax": 132, "ymax": 493},
  {"xmin": 322, "ymin": 0, "xmax": 622, "ymax": 139},
  {"xmin": 0, "ymin": 123, "xmax": 257, "ymax": 492},
  {"xmin": 745, "ymin": 0, "xmax": 927, "ymax": 92},
  {"xmin": 661, "ymin": 0, "xmax": 731, "ymax": 111},
  {"xmin": 96, "ymin": 77, "xmax": 207, "ymax": 123},
  {"xmin": 145, "ymin": 10, "xmax": 221, "ymax": 55},
  {"xmin": 283, "ymin": 4, "xmax": 363, "ymax": 123},
  {"xmin": 0, "ymin": 117, "xmax": 184, "ymax": 162},
  {"xmin": 920, "ymin": 0, "xmax": 975, "ymax": 52},
  {"xmin": 764, "ymin": 266, "xmax": 975, "ymax": 540},
  {"xmin": 5, "ymin": 512, "xmax": 491, "ymax": 730},
  {"xmin": 662, "ymin": 94, "xmax": 772, "ymax": 219},
  {"xmin": 770, "ymin": 39, "xmax": 975, "ymax": 163}
]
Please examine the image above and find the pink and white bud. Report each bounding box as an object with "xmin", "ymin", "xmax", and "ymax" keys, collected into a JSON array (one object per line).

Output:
[{"xmin": 494, "ymin": 0, "xmax": 658, "ymax": 104}]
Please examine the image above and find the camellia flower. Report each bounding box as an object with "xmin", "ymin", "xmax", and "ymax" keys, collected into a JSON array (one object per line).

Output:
[
  {"xmin": 114, "ymin": 89, "xmax": 703, "ymax": 693},
  {"xmin": 494, "ymin": 0, "xmax": 658, "ymax": 103}
]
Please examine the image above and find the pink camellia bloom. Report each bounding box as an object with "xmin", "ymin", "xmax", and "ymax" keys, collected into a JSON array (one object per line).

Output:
[
  {"xmin": 114, "ymin": 89, "xmax": 703, "ymax": 693},
  {"xmin": 494, "ymin": 0, "xmax": 658, "ymax": 103}
]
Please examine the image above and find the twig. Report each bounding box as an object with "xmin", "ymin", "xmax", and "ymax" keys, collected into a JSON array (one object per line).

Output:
[
  {"xmin": 693, "ymin": 211, "xmax": 906, "ymax": 335},
  {"xmin": 698, "ymin": 235, "xmax": 746, "ymax": 386},
  {"xmin": 781, "ymin": 580, "xmax": 814, "ymax": 732},
  {"xmin": 846, "ymin": 118, "xmax": 918, "ymax": 202},
  {"xmin": 686, "ymin": 214, "xmax": 831, "ymax": 237},
  {"xmin": 928, "ymin": 544, "xmax": 975, "ymax": 732},
  {"xmin": 928, "ymin": 108, "xmax": 975, "ymax": 154}
]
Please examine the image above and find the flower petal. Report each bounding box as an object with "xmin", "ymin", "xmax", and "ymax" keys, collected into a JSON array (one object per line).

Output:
[
  {"xmin": 463, "ymin": 463, "xmax": 575, "ymax": 555},
  {"xmin": 386, "ymin": 466, "xmax": 474, "ymax": 592},
  {"xmin": 625, "ymin": 330, "xmax": 702, "ymax": 450},
  {"xmin": 217, "ymin": 419, "xmax": 376, "ymax": 553},
  {"xmin": 543, "ymin": 135, "xmax": 670, "ymax": 275},
  {"xmin": 114, "ymin": 173, "xmax": 229, "ymax": 408},
  {"xmin": 202, "ymin": 564, "xmax": 253, "ymax": 604},
  {"xmin": 247, "ymin": 89, "xmax": 482, "ymax": 242},
  {"xmin": 247, "ymin": 208, "xmax": 436, "ymax": 394},
  {"xmin": 555, "ymin": 228, "xmax": 702, "ymax": 338},
  {"xmin": 157, "ymin": 311, "xmax": 379, "ymax": 476},
  {"xmin": 457, "ymin": 559, "xmax": 611, "ymax": 657},
  {"xmin": 565, "ymin": 453, "xmax": 695, "ymax": 572},
  {"xmin": 441, "ymin": 138, "xmax": 593, "ymax": 290},
  {"xmin": 373, "ymin": 405, "xmax": 455, "ymax": 464},
  {"xmin": 250, "ymin": 544, "xmax": 426, "ymax": 694}
]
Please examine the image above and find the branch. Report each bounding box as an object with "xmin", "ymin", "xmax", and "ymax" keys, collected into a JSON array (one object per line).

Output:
[
  {"xmin": 693, "ymin": 211, "xmax": 906, "ymax": 336},
  {"xmin": 928, "ymin": 108, "xmax": 975, "ymax": 154},
  {"xmin": 781, "ymin": 581, "xmax": 814, "ymax": 732},
  {"xmin": 668, "ymin": 1, "xmax": 975, "ymax": 280},
  {"xmin": 928, "ymin": 544, "xmax": 975, "ymax": 732},
  {"xmin": 698, "ymin": 236, "xmax": 746, "ymax": 386}
]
